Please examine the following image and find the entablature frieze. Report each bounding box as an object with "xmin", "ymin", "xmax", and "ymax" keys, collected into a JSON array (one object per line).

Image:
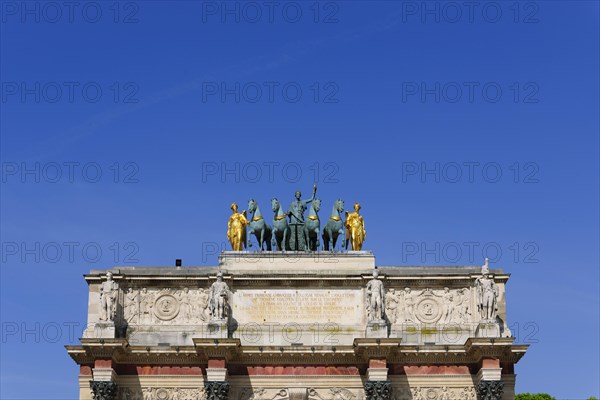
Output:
[
  {"xmin": 67, "ymin": 338, "xmax": 527, "ymax": 366},
  {"xmin": 84, "ymin": 267, "xmax": 509, "ymax": 288}
]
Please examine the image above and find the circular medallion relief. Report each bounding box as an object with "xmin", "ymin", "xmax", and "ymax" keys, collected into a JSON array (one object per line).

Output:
[
  {"xmin": 425, "ymin": 388, "xmax": 438, "ymax": 399},
  {"xmin": 415, "ymin": 297, "xmax": 442, "ymax": 323},
  {"xmin": 155, "ymin": 388, "xmax": 170, "ymax": 400},
  {"xmin": 153, "ymin": 294, "xmax": 180, "ymax": 321}
]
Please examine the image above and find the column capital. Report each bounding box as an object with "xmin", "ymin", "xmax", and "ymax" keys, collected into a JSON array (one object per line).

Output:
[
  {"xmin": 89, "ymin": 381, "xmax": 118, "ymax": 400},
  {"xmin": 476, "ymin": 380, "xmax": 504, "ymax": 400},
  {"xmin": 364, "ymin": 380, "xmax": 392, "ymax": 400},
  {"xmin": 205, "ymin": 381, "xmax": 230, "ymax": 400}
]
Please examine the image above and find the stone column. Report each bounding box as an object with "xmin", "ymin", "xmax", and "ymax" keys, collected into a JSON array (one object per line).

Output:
[
  {"xmin": 205, "ymin": 381, "xmax": 230, "ymax": 400},
  {"xmin": 89, "ymin": 381, "xmax": 118, "ymax": 400},
  {"xmin": 366, "ymin": 358, "xmax": 388, "ymax": 381},
  {"xmin": 476, "ymin": 358, "xmax": 504, "ymax": 400},
  {"xmin": 476, "ymin": 380, "xmax": 504, "ymax": 400},
  {"xmin": 205, "ymin": 358, "xmax": 229, "ymax": 400},
  {"xmin": 363, "ymin": 381, "xmax": 392, "ymax": 400},
  {"xmin": 90, "ymin": 359, "xmax": 118, "ymax": 400},
  {"xmin": 206, "ymin": 358, "xmax": 228, "ymax": 381},
  {"xmin": 365, "ymin": 359, "xmax": 391, "ymax": 400}
]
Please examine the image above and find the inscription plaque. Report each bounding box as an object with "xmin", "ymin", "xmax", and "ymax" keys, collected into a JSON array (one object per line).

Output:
[{"xmin": 233, "ymin": 289, "xmax": 363, "ymax": 324}]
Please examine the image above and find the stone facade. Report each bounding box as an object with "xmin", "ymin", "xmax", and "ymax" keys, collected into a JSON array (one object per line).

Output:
[{"xmin": 67, "ymin": 252, "xmax": 527, "ymax": 400}]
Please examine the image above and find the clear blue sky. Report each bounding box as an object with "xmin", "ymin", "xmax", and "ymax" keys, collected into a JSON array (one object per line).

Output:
[{"xmin": 1, "ymin": 1, "xmax": 598, "ymax": 398}]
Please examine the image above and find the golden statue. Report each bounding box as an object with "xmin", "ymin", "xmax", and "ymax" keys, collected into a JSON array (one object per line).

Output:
[
  {"xmin": 345, "ymin": 202, "xmax": 366, "ymax": 251},
  {"xmin": 227, "ymin": 202, "xmax": 249, "ymax": 251}
]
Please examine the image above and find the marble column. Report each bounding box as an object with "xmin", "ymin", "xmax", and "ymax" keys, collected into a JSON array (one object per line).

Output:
[
  {"xmin": 205, "ymin": 358, "xmax": 229, "ymax": 400},
  {"xmin": 364, "ymin": 381, "xmax": 392, "ymax": 400},
  {"xmin": 89, "ymin": 381, "xmax": 118, "ymax": 400},
  {"xmin": 205, "ymin": 381, "xmax": 230, "ymax": 400},
  {"xmin": 476, "ymin": 357, "xmax": 504, "ymax": 400},
  {"xmin": 476, "ymin": 380, "xmax": 504, "ymax": 400},
  {"xmin": 366, "ymin": 358, "xmax": 389, "ymax": 381}
]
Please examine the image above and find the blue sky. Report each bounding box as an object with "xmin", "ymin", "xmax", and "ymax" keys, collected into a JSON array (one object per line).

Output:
[{"xmin": 1, "ymin": 1, "xmax": 598, "ymax": 398}]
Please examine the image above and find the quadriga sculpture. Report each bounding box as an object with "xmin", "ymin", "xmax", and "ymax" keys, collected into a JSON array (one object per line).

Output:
[
  {"xmin": 271, "ymin": 198, "xmax": 290, "ymax": 251},
  {"xmin": 247, "ymin": 198, "xmax": 272, "ymax": 251},
  {"xmin": 322, "ymin": 198, "xmax": 344, "ymax": 251},
  {"xmin": 303, "ymin": 198, "xmax": 321, "ymax": 251}
]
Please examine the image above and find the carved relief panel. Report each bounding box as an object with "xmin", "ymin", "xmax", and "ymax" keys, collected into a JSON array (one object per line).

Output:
[
  {"xmin": 118, "ymin": 387, "xmax": 206, "ymax": 400},
  {"xmin": 392, "ymin": 386, "xmax": 476, "ymax": 400},
  {"xmin": 122, "ymin": 287, "xmax": 211, "ymax": 325},
  {"xmin": 385, "ymin": 287, "xmax": 474, "ymax": 326}
]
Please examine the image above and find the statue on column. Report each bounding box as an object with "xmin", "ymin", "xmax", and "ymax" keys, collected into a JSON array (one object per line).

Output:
[
  {"xmin": 345, "ymin": 202, "xmax": 366, "ymax": 250},
  {"xmin": 287, "ymin": 184, "xmax": 317, "ymax": 251},
  {"xmin": 227, "ymin": 202, "xmax": 249, "ymax": 251},
  {"xmin": 366, "ymin": 269, "xmax": 386, "ymax": 322},
  {"xmin": 99, "ymin": 272, "xmax": 118, "ymax": 321},
  {"xmin": 476, "ymin": 259, "xmax": 499, "ymax": 321},
  {"xmin": 209, "ymin": 271, "xmax": 230, "ymax": 321}
]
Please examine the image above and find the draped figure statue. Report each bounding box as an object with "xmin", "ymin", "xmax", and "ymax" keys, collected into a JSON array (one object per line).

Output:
[
  {"xmin": 227, "ymin": 202, "xmax": 249, "ymax": 251},
  {"xmin": 345, "ymin": 202, "xmax": 366, "ymax": 250}
]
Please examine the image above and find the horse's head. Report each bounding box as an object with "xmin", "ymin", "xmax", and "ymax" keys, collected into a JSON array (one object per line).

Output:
[
  {"xmin": 271, "ymin": 198, "xmax": 280, "ymax": 212},
  {"xmin": 247, "ymin": 199, "xmax": 257, "ymax": 213},
  {"xmin": 313, "ymin": 198, "xmax": 321, "ymax": 212},
  {"xmin": 336, "ymin": 199, "xmax": 345, "ymax": 213}
]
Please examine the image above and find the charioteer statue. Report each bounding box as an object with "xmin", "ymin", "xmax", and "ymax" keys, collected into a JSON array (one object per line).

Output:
[{"xmin": 287, "ymin": 184, "xmax": 317, "ymax": 251}]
